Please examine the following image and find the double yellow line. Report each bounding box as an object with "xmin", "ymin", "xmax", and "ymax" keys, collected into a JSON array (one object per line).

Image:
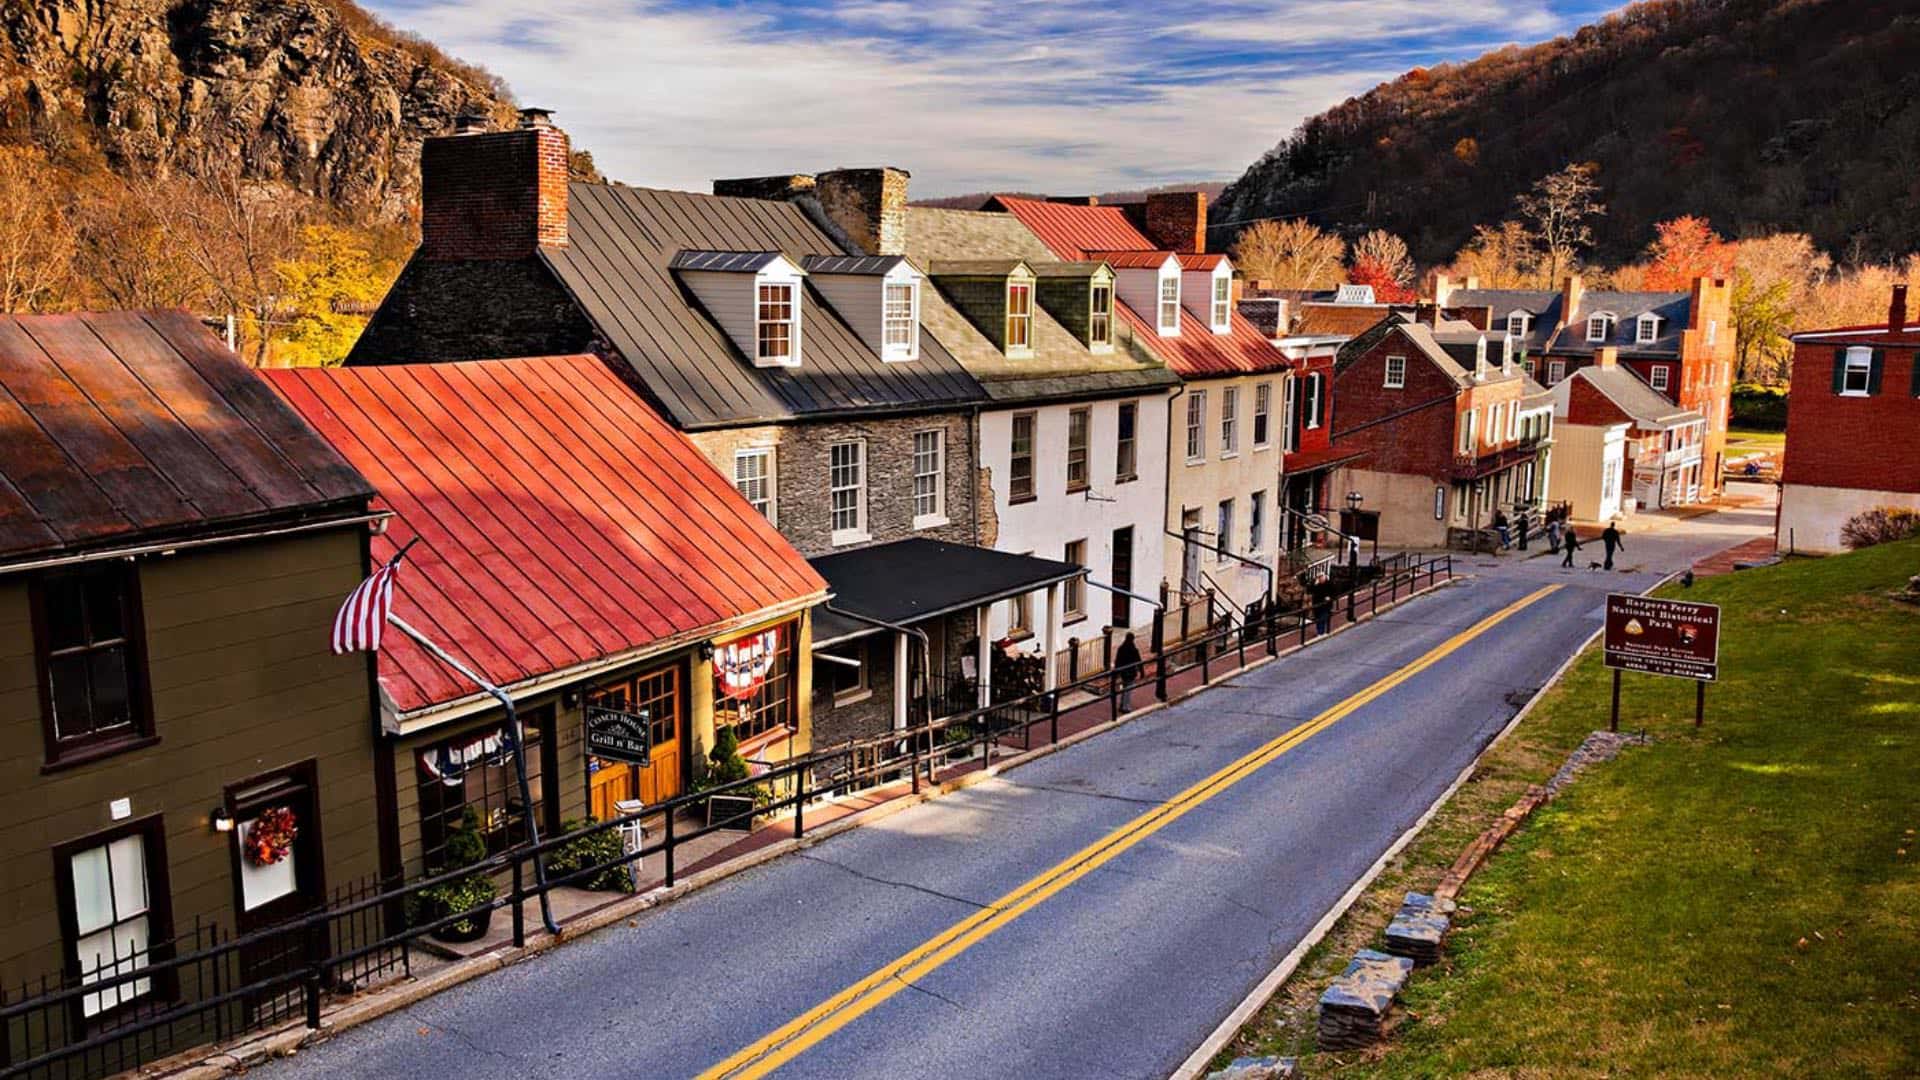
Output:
[{"xmin": 700, "ymin": 584, "xmax": 1561, "ymax": 1079}]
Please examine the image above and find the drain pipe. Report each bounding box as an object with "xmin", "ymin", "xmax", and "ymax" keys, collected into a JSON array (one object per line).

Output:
[{"xmin": 822, "ymin": 605, "xmax": 936, "ymax": 728}]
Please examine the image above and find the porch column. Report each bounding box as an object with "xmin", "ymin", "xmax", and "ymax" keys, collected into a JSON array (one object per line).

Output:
[
  {"xmin": 1042, "ymin": 582, "xmax": 1061, "ymax": 692},
  {"xmin": 893, "ymin": 631, "xmax": 909, "ymax": 731},
  {"xmin": 976, "ymin": 605, "xmax": 992, "ymax": 709}
]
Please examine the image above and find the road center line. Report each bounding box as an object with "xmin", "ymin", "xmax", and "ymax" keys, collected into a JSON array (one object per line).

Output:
[{"xmin": 698, "ymin": 584, "xmax": 1562, "ymax": 1080}]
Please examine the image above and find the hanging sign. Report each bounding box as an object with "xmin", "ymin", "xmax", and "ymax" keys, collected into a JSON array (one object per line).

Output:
[
  {"xmin": 1604, "ymin": 594, "xmax": 1720, "ymax": 681},
  {"xmin": 585, "ymin": 704, "xmax": 652, "ymax": 765},
  {"xmin": 715, "ymin": 625, "xmax": 782, "ymax": 701}
]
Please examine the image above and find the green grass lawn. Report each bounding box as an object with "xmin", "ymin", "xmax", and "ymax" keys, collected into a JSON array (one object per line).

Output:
[
  {"xmin": 1727, "ymin": 427, "xmax": 1787, "ymax": 450},
  {"xmin": 1314, "ymin": 542, "xmax": 1920, "ymax": 1077}
]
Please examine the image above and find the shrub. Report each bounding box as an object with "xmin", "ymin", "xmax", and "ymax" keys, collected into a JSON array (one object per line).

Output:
[
  {"xmin": 1731, "ymin": 383, "xmax": 1789, "ymax": 431},
  {"xmin": 1840, "ymin": 507, "xmax": 1920, "ymax": 550},
  {"xmin": 412, "ymin": 807, "xmax": 496, "ymax": 936},
  {"xmin": 544, "ymin": 817, "xmax": 634, "ymax": 893}
]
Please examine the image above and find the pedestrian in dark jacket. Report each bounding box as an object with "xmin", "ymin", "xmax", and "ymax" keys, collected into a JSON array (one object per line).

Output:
[
  {"xmin": 1114, "ymin": 632, "xmax": 1143, "ymax": 711},
  {"xmin": 1516, "ymin": 512, "xmax": 1531, "ymax": 550},
  {"xmin": 1560, "ymin": 526, "xmax": 1582, "ymax": 568},
  {"xmin": 1493, "ymin": 510, "xmax": 1511, "ymax": 550},
  {"xmin": 1601, "ymin": 523, "xmax": 1624, "ymax": 570},
  {"xmin": 1312, "ymin": 591, "xmax": 1334, "ymax": 636}
]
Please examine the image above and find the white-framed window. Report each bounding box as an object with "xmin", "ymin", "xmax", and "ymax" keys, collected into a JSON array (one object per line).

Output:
[
  {"xmin": 1459, "ymin": 409, "xmax": 1476, "ymax": 454},
  {"xmin": 1217, "ymin": 499, "xmax": 1235, "ymax": 559},
  {"xmin": 68, "ymin": 831, "xmax": 156, "ymax": 1018},
  {"xmin": 1547, "ymin": 358, "xmax": 1566, "ymax": 384},
  {"xmin": 1507, "ymin": 402, "xmax": 1520, "ymax": 440},
  {"xmin": 1220, "ymin": 386, "xmax": 1239, "ymax": 456},
  {"xmin": 1115, "ymin": 400, "xmax": 1138, "ymax": 482},
  {"xmin": 1252, "ymin": 382, "xmax": 1273, "ymax": 447},
  {"xmin": 1186, "ymin": 390, "xmax": 1207, "ymax": 462},
  {"xmin": 1063, "ymin": 539, "xmax": 1087, "ymax": 619},
  {"xmin": 1840, "ymin": 346, "xmax": 1874, "ymax": 396},
  {"xmin": 1159, "ymin": 275, "xmax": 1181, "ymax": 334},
  {"xmin": 1008, "ymin": 562, "xmax": 1034, "ymax": 634},
  {"xmin": 912, "ymin": 429, "xmax": 945, "ymax": 526},
  {"xmin": 883, "ymin": 281, "xmax": 918, "ymax": 360},
  {"xmin": 756, "ymin": 282, "xmax": 799, "ymax": 365},
  {"xmin": 1281, "ymin": 376, "xmax": 1299, "ymax": 452},
  {"xmin": 1586, "ymin": 314, "xmax": 1613, "ymax": 342},
  {"xmin": 1507, "ymin": 311, "xmax": 1530, "ymax": 337},
  {"xmin": 829, "ymin": 439, "xmax": 867, "ymax": 543},
  {"xmin": 1066, "ymin": 407, "xmax": 1091, "ymax": 491},
  {"xmin": 1249, "ymin": 490, "xmax": 1267, "ymax": 552},
  {"xmin": 1384, "ymin": 355, "xmax": 1406, "ymax": 389},
  {"xmin": 1009, "ymin": 412, "xmax": 1037, "ymax": 502},
  {"xmin": 1649, "ymin": 365, "xmax": 1671, "ymax": 392},
  {"xmin": 1211, "ymin": 276, "xmax": 1231, "ymax": 331},
  {"xmin": 1433, "ymin": 485, "xmax": 1446, "ymax": 521},
  {"xmin": 827, "ymin": 641, "xmax": 871, "ymax": 705},
  {"xmin": 1636, "ymin": 313, "xmax": 1660, "ymax": 344},
  {"xmin": 734, "ymin": 448, "xmax": 775, "ymax": 523},
  {"xmin": 1303, "ymin": 373, "xmax": 1323, "ymax": 430},
  {"xmin": 1006, "ymin": 281, "xmax": 1033, "ymax": 354},
  {"xmin": 1090, "ymin": 284, "xmax": 1113, "ymax": 347},
  {"xmin": 1705, "ymin": 319, "xmax": 1718, "ymax": 346}
]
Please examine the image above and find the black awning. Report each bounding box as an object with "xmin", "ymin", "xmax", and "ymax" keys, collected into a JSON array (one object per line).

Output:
[{"xmin": 809, "ymin": 538, "xmax": 1084, "ymax": 629}]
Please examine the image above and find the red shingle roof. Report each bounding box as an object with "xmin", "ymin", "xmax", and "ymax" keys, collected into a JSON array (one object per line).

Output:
[
  {"xmin": 1087, "ymin": 250, "xmax": 1179, "ymax": 270},
  {"xmin": 266, "ymin": 356, "xmax": 825, "ymax": 714},
  {"xmin": 995, "ymin": 195, "xmax": 1288, "ymax": 377}
]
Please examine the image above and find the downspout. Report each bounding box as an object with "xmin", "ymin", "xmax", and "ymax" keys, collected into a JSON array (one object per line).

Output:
[{"xmin": 822, "ymin": 605, "xmax": 936, "ymax": 727}]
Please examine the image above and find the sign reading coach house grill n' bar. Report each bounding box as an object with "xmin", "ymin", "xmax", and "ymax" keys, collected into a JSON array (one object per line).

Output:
[{"xmin": 585, "ymin": 704, "xmax": 653, "ymax": 766}]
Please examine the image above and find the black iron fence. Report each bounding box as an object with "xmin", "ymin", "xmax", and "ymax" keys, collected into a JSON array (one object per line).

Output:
[{"xmin": 1, "ymin": 554, "xmax": 1454, "ymax": 1080}]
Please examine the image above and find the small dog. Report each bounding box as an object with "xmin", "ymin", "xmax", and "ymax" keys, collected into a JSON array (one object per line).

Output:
[{"xmin": 1588, "ymin": 562, "xmax": 1605, "ymax": 571}]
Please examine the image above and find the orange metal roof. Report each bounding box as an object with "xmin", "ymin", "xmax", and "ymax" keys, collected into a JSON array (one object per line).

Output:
[
  {"xmin": 267, "ymin": 355, "xmax": 826, "ymax": 714},
  {"xmin": 1086, "ymin": 250, "xmax": 1179, "ymax": 269},
  {"xmin": 995, "ymin": 195, "xmax": 1289, "ymax": 377}
]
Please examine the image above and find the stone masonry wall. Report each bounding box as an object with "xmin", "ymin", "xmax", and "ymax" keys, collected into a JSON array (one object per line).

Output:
[{"xmin": 345, "ymin": 255, "xmax": 601, "ymax": 366}]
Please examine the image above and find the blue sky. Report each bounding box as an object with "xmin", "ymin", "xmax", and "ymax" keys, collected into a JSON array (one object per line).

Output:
[{"xmin": 366, "ymin": 0, "xmax": 1627, "ymax": 197}]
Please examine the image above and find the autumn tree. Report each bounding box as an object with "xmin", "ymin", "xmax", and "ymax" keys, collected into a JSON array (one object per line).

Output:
[
  {"xmin": 1231, "ymin": 218, "xmax": 1346, "ymax": 290},
  {"xmin": 1446, "ymin": 221, "xmax": 1537, "ymax": 289},
  {"xmin": 275, "ymin": 224, "xmax": 385, "ymax": 366},
  {"xmin": 0, "ymin": 147, "xmax": 77, "ymax": 311},
  {"xmin": 1351, "ymin": 230, "xmax": 1414, "ymax": 287},
  {"xmin": 1730, "ymin": 233, "xmax": 1831, "ymax": 382},
  {"xmin": 1642, "ymin": 215, "xmax": 1737, "ymax": 290},
  {"xmin": 1515, "ymin": 163, "xmax": 1604, "ymax": 287}
]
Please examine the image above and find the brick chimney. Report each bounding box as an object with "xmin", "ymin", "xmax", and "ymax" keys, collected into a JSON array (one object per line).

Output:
[
  {"xmin": 1560, "ymin": 273, "xmax": 1585, "ymax": 327},
  {"xmin": 1891, "ymin": 284, "xmax": 1909, "ymax": 332},
  {"xmin": 1595, "ymin": 346, "xmax": 1618, "ymax": 370},
  {"xmin": 421, "ymin": 108, "xmax": 569, "ymax": 261},
  {"xmin": 1433, "ymin": 273, "xmax": 1455, "ymax": 307},
  {"xmin": 1143, "ymin": 191, "xmax": 1207, "ymax": 254}
]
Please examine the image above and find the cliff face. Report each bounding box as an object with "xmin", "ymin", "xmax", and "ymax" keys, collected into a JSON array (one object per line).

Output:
[{"xmin": 0, "ymin": 0, "xmax": 514, "ymax": 218}]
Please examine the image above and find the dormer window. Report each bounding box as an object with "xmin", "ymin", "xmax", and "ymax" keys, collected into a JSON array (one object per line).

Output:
[
  {"xmin": 1211, "ymin": 277, "xmax": 1231, "ymax": 332},
  {"xmin": 1587, "ymin": 313, "xmax": 1614, "ymax": 343},
  {"xmin": 1636, "ymin": 313, "xmax": 1661, "ymax": 344},
  {"xmin": 1507, "ymin": 310, "xmax": 1530, "ymax": 337},
  {"xmin": 1006, "ymin": 281, "xmax": 1033, "ymax": 356},
  {"xmin": 883, "ymin": 281, "xmax": 917, "ymax": 360},
  {"xmin": 1159, "ymin": 276, "xmax": 1180, "ymax": 334},
  {"xmin": 757, "ymin": 282, "xmax": 797, "ymax": 365},
  {"xmin": 1090, "ymin": 283, "xmax": 1113, "ymax": 348}
]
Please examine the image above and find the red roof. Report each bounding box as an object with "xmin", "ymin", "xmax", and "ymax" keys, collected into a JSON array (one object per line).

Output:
[
  {"xmin": 995, "ymin": 195, "xmax": 1288, "ymax": 377},
  {"xmin": 266, "ymin": 356, "xmax": 825, "ymax": 714},
  {"xmin": 0, "ymin": 310, "xmax": 371, "ymax": 561},
  {"xmin": 1088, "ymin": 250, "xmax": 1179, "ymax": 270},
  {"xmin": 1177, "ymin": 254, "xmax": 1226, "ymax": 271}
]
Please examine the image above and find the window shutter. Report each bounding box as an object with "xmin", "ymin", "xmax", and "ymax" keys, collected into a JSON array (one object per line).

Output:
[
  {"xmin": 1869, "ymin": 348, "xmax": 1885, "ymax": 395},
  {"xmin": 1911, "ymin": 350, "xmax": 1920, "ymax": 398},
  {"xmin": 1831, "ymin": 348, "xmax": 1847, "ymax": 394}
]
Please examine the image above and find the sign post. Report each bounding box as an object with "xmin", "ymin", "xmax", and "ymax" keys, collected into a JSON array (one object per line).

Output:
[{"xmin": 1603, "ymin": 593, "xmax": 1721, "ymax": 732}]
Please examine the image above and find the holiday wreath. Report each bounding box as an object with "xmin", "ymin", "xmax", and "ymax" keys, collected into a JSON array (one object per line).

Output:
[{"xmin": 245, "ymin": 806, "xmax": 298, "ymax": 867}]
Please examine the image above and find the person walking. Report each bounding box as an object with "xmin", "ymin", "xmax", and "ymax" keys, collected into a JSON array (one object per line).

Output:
[
  {"xmin": 1516, "ymin": 511, "xmax": 1531, "ymax": 551},
  {"xmin": 1493, "ymin": 509, "xmax": 1511, "ymax": 551},
  {"xmin": 1546, "ymin": 518, "xmax": 1563, "ymax": 556},
  {"xmin": 1113, "ymin": 631, "xmax": 1142, "ymax": 711},
  {"xmin": 1560, "ymin": 525, "xmax": 1582, "ymax": 568},
  {"xmin": 1601, "ymin": 522, "xmax": 1625, "ymax": 571},
  {"xmin": 1312, "ymin": 590, "xmax": 1334, "ymax": 636}
]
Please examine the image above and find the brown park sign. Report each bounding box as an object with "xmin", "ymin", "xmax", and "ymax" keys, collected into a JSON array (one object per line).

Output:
[{"xmin": 1604, "ymin": 593, "xmax": 1721, "ymax": 681}]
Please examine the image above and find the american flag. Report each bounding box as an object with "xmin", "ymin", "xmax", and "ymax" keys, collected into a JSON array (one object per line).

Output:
[{"xmin": 332, "ymin": 560, "xmax": 399, "ymax": 654}]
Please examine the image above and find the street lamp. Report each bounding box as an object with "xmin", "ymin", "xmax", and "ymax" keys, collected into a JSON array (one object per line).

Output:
[{"xmin": 1344, "ymin": 492, "xmax": 1363, "ymax": 575}]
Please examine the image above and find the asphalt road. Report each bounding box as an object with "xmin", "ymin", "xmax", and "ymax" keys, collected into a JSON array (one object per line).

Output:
[{"xmin": 262, "ymin": 503, "xmax": 1768, "ymax": 1080}]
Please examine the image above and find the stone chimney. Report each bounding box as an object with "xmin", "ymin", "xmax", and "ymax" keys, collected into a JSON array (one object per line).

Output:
[
  {"xmin": 715, "ymin": 168, "xmax": 909, "ymax": 257},
  {"xmin": 1560, "ymin": 274, "xmax": 1585, "ymax": 327},
  {"xmin": 1143, "ymin": 191, "xmax": 1207, "ymax": 254},
  {"xmin": 1433, "ymin": 273, "xmax": 1455, "ymax": 307},
  {"xmin": 1890, "ymin": 284, "xmax": 1909, "ymax": 332},
  {"xmin": 421, "ymin": 108, "xmax": 569, "ymax": 261},
  {"xmin": 1595, "ymin": 346, "xmax": 1619, "ymax": 371}
]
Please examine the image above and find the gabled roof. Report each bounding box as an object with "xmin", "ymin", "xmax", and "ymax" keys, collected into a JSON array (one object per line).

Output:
[
  {"xmin": 1294, "ymin": 303, "xmax": 1394, "ymax": 338},
  {"xmin": 801, "ymin": 254, "xmax": 915, "ymax": 276},
  {"xmin": 266, "ymin": 355, "xmax": 827, "ymax": 715},
  {"xmin": 1447, "ymin": 289, "xmax": 1561, "ymax": 351},
  {"xmin": 668, "ymin": 250, "xmax": 790, "ymax": 273},
  {"xmin": 994, "ymin": 195, "xmax": 1290, "ymax": 377},
  {"xmin": 928, "ymin": 258, "xmax": 1031, "ymax": 277},
  {"xmin": 1030, "ymin": 261, "xmax": 1111, "ymax": 279},
  {"xmin": 1551, "ymin": 363, "xmax": 1701, "ymax": 430},
  {"xmin": 1450, "ymin": 287, "xmax": 1695, "ymax": 357},
  {"xmin": 1089, "ymin": 250, "xmax": 1181, "ymax": 270},
  {"xmin": 0, "ymin": 310, "xmax": 372, "ymax": 565},
  {"xmin": 1178, "ymin": 253, "xmax": 1228, "ymax": 271},
  {"xmin": 1790, "ymin": 322, "xmax": 1920, "ymax": 345},
  {"xmin": 541, "ymin": 184, "xmax": 985, "ymax": 429}
]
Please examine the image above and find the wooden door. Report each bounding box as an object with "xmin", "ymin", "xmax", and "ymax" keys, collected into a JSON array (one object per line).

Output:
[
  {"xmin": 589, "ymin": 760, "xmax": 636, "ymax": 821},
  {"xmin": 636, "ymin": 663, "xmax": 683, "ymax": 805}
]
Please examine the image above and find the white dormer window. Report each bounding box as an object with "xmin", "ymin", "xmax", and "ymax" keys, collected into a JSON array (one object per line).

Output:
[
  {"xmin": 1587, "ymin": 313, "xmax": 1614, "ymax": 342},
  {"xmin": 757, "ymin": 282, "xmax": 798, "ymax": 366},
  {"xmin": 1006, "ymin": 280, "xmax": 1033, "ymax": 356},
  {"xmin": 883, "ymin": 281, "xmax": 918, "ymax": 360},
  {"xmin": 1159, "ymin": 275, "xmax": 1181, "ymax": 335},
  {"xmin": 1211, "ymin": 276, "xmax": 1231, "ymax": 332},
  {"xmin": 1636, "ymin": 313, "xmax": 1661, "ymax": 344},
  {"xmin": 1507, "ymin": 311, "xmax": 1530, "ymax": 337},
  {"xmin": 1090, "ymin": 283, "xmax": 1113, "ymax": 348}
]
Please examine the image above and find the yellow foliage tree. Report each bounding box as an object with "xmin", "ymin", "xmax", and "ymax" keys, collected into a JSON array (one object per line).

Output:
[
  {"xmin": 273, "ymin": 224, "xmax": 383, "ymax": 367},
  {"xmin": 1231, "ymin": 218, "xmax": 1346, "ymax": 290}
]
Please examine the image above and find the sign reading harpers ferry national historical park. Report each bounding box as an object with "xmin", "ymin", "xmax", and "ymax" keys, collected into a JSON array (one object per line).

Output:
[
  {"xmin": 585, "ymin": 704, "xmax": 653, "ymax": 765},
  {"xmin": 1603, "ymin": 594, "xmax": 1721, "ymax": 682}
]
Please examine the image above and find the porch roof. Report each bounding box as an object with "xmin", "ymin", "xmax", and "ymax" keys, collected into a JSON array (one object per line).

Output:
[{"xmin": 809, "ymin": 538, "xmax": 1084, "ymax": 630}]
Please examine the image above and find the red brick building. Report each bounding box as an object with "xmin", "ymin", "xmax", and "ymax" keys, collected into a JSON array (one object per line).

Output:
[
  {"xmin": 1333, "ymin": 313, "xmax": 1555, "ymax": 547},
  {"xmin": 1778, "ymin": 285, "xmax": 1920, "ymax": 553}
]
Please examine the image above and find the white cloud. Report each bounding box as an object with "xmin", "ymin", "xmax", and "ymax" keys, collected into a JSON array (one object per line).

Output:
[{"xmin": 365, "ymin": 0, "xmax": 1610, "ymax": 196}]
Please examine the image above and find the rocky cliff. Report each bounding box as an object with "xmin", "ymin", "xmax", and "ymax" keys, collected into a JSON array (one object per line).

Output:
[{"xmin": 0, "ymin": 0, "xmax": 515, "ymax": 219}]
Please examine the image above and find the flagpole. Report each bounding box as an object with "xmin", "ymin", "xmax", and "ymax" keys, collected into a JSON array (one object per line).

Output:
[{"xmin": 388, "ymin": 614, "xmax": 559, "ymax": 936}]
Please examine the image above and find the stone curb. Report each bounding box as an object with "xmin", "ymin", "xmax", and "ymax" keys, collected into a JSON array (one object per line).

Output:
[{"xmin": 145, "ymin": 575, "xmax": 1458, "ymax": 1079}]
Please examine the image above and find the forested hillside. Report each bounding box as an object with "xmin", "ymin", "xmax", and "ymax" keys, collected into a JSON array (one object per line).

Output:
[{"xmin": 1213, "ymin": 0, "xmax": 1920, "ymax": 266}]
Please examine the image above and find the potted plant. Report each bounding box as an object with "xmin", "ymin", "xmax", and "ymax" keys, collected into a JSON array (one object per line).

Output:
[
  {"xmin": 414, "ymin": 807, "xmax": 496, "ymax": 942},
  {"xmin": 546, "ymin": 817, "xmax": 636, "ymax": 893},
  {"xmin": 703, "ymin": 727, "xmax": 764, "ymax": 831}
]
